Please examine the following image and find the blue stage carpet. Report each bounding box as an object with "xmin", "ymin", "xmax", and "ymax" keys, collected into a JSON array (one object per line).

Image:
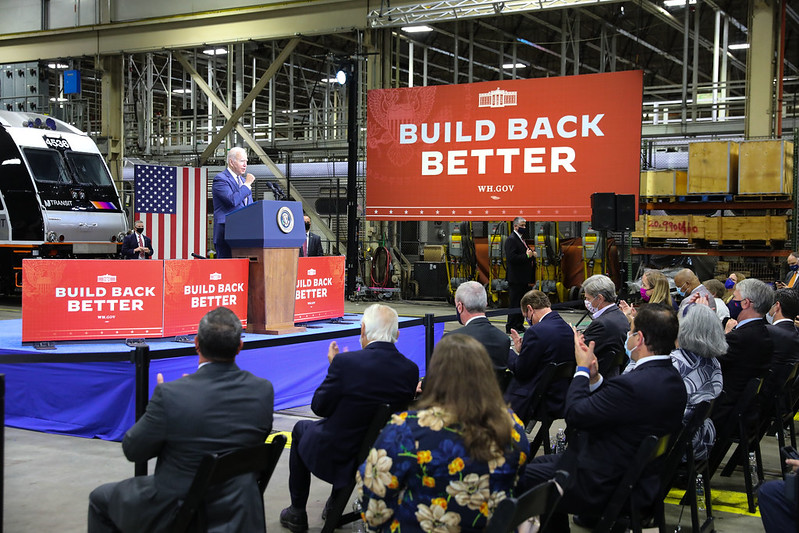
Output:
[{"xmin": 0, "ymin": 315, "xmax": 440, "ymax": 441}]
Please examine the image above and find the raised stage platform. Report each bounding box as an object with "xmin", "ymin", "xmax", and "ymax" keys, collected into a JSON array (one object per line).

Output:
[{"xmin": 0, "ymin": 314, "xmax": 441, "ymax": 441}]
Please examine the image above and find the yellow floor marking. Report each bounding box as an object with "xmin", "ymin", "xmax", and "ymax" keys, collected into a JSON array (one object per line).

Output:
[
  {"xmin": 267, "ymin": 431, "xmax": 293, "ymax": 447},
  {"xmin": 665, "ymin": 488, "xmax": 761, "ymax": 517}
]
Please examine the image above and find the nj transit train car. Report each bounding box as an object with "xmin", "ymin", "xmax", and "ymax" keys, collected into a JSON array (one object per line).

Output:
[{"xmin": 0, "ymin": 111, "xmax": 127, "ymax": 293}]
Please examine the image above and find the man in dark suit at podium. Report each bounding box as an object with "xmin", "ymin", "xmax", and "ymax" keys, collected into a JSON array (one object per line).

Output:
[
  {"xmin": 88, "ymin": 307, "xmax": 274, "ymax": 533},
  {"xmin": 505, "ymin": 217, "xmax": 536, "ymax": 334},
  {"xmin": 120, "ymin": 220, "xmax": 153, "ymax": 259},
  {"xmin": 212, "ymin": 147, "xmax": 254, "ymax": 258},
  {"xmin": 280, "ymin": 304, "xmax": 418, "ymax": 533},
  {"xmin": 299, "ymin": 214, "xmax": 323, "ymax": 257}
]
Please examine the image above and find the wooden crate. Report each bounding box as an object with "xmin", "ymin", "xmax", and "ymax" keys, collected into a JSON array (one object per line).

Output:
[
  {"xmin": 688, "ymin": 141, "xmax": 739, "ymax": 194},
  {"xmin": 702, "ymin": 215, "xmax": 787, "ymax": 242},
  {"xmin": 640, "ymin": 170, "xmax": 688, "ymax": 196},
  {"xmin": 738, "ymin": 140, "xmax": 795, "ymax": 195}
]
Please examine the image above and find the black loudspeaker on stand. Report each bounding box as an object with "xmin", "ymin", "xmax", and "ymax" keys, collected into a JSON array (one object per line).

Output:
[{"xmin": 591, "ymin": 192, "xmax": 635, "ymax": 232}]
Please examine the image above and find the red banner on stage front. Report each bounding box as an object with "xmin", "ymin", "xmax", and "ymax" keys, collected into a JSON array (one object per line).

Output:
[
  {"xmin": 22, "ymin": 259, "xmax": 164, "ymax": 342},
  {"xmin": 366, "ymin": 71, "xmax": 643, "ymax": 221},
  {"xmin": 163, "ymin": 259, "xmax": 249, "ymax": 336},
  {"xmin": 294, "ymin": 256, "xmax": 345, "ymax": 322}
]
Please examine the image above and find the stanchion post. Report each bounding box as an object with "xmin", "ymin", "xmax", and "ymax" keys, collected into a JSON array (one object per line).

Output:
[
  {"xmin": 423, "ymin": 313, "xmax": 435, "ymax": 371},
  {"xmin": 132, "ymin": 346, "xmax": 150, "ymax": 477},
  {"xmin": 0, "ymin": 374, "xmax": 4, "ymax": 533}
]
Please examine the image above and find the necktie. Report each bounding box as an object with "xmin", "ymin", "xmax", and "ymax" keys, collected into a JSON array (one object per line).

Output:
[
  {"xmin": 239, "ymin": 175, "xmax": 250, "ymax": 206},
  {"xmin": 138, "ymin": 234, "xmax": 144, "ymax": 259},
  {"xmin": 302, "ymin": 239, "xmax": 308, "ymax": 257},
  {"xmin": 790, "ymin": 271, "xmax": 798, "ymax": 288}
]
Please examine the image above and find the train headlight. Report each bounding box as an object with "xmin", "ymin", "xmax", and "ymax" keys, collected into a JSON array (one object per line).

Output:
[{"xmin": 46, "ymin": 231, "xmax": 57, "ymax": 242}]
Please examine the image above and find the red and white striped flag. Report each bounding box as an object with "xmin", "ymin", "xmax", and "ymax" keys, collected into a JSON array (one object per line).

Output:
[{"xmin": 134, "ymin": 164, "xmax": 207, "ymax": 260}]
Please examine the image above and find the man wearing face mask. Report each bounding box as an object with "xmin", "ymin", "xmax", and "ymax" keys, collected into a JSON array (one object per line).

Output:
[
  {"xmin": 449, "ymin": 281, "xmax": 510, "ymax": 370},
  {"xmin": 580, "ymin": 275, "xmax": 630, "ymax": 377},
  {"xmin": 505, "ymin": 217, "xmax": 537, "ymax": 334},
  {"xmin": 674, "ymin": 268, "xmax": 717, "ymax": 318},
  {"xmin": 517, "ymin": 303, "xmax": 686, "ymax": 533},
  {"xmin": 776, "ymin": 252, "xmax": 799, "ymax": 289},
  {"xmin": 761, "ymin": 289, "xmax": 799, "ymax": 406},
  {"xmin": 121, "ymin": 220, "xmax": 153, "ymax": 259},
  {"xmin": 708, "ymin": 278, "xmax": 775, "ymax": 471},
  {"xmin": 299, "ymin": 214, "xmax": 323, "ymax": 257},
  {"xmin": 504, "ymin": 289, "xmax": 574, "ymax": 421}
]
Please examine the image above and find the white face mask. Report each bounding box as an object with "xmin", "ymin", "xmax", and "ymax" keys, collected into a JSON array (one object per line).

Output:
[
  {"xmin": 766, "ymin": 306, "xmax": 776, "ymax": 324},
  {"xmin": 584, "ymin": 296, "xmax": 599, "ymax": 315}
]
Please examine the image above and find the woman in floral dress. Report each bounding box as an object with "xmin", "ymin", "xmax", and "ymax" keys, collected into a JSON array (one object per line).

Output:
[{"xmin": 357, "ymin": 334, "xmax": 529, "ymax": 533}]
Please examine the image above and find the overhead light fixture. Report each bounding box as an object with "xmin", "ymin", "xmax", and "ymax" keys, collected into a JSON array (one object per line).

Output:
[
  {"xmin": 172, "ymin": 88, "xmax": 191, "ymax": 94},
  {"xmin": 728, "ymin": 43, "xmax": 750, "ymax": 50},
  {"xmin": 336, "ymin": 69, "xmax": 348, "ymax": 84},
  {"xmin": 48, "ymin": 63, "xmax": 69, "ymax": 69},
  {"xmin": 503, "ymin": 62, "xmax": 527, "ymax": 70},
  {"xmin": 663, "ymin": 0, "xmax": 696, "ymax": 6},
  {"xmin": 322, "ymin": 77, "xmax": 339, "ymax": 83},
  {"xmin": 402, "ymin": 25, "xmax": 433, "ymax": 33},
  {"xmin": 202, "ymin": 48, "xmax": 227, "ymax": 56}
]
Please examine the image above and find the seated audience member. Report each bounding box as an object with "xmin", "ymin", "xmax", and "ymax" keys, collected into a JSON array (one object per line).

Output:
[
  {"xmin": 518, "ymin": 303, "xmax": 687, "ymax": 532},
  {"xmin": 357, "ymin": 334, "xmax": 529, "ymax": 533},
  {"xmin": 641, "ymin": 269, "xmax": 674, "ymax": 308},
  {"xmin": 88, "ymin": 307, "xmax": 275, "ymax": 533},
  {"xmin": 762, "ymin": 288, "xmax": 799, "ymax": 405},
  {"xmin": 759, "ymin": 458, "xmax": 799, "ymax": 532},
  {"xmin": 674, "ymin": 268, "xmax": 717, "ymax": 318},
  {"xmin": 280, "ymin": 304, "xmax": 419, "ymax": 533},
  {"xmin": 669, "ymin": 304, "xmax": 726, "ymax": 460},
  {"xmin": 725, "ymin": 272, "xmax": 746, "ymax": 319},
  {"xmin": 504, "ymin": 289, "xmax": 574, "ymax": 421},
  {"xmin": 449, "ymin": 280, "xmax": 510, "ymax": 370},
  {"xmin": 580, "ymin": 274, "xmax": 630, "ymax": 376},
  {"xmin": 702, "ymin": 279, "xmax": 731, "ymax": 321},
  {"xmin": 710, "ymin": 278, "xmax": 774, "ymax": 450},
  {"xmin": 776, "ymin": 251, "xmax": 799, "ymax": 289}
]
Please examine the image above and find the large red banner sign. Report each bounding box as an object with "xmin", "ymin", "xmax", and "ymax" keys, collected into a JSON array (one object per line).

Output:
[
  {"xmin": 22, "ymin": 259, "xmax": 164, "ymax": 341},
  {"xmin": 163, "ymin": 259, "xmax": 249, "ymax": 336},
  {"xmin": 294, "ymin": 256, "xmax": 345, "ymax": 322},
  {"xmin": 367, "ymin": 71, "xmax": 643, "ymax": 221}
]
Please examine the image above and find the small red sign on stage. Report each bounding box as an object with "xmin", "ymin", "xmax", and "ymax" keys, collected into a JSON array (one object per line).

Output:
[
  {"xmin": 163, "ymin": 259, "xmax": 249, "ymax": 336},
  {"xmin": 22, "ymin": 259, "xmax": 164, "ymax": 342},
  {"xmin": 294, "ymin": 256, "xmax": 345, "ymax": 323}
]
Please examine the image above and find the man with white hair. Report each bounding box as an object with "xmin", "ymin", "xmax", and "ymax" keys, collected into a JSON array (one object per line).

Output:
[
  {"xmin": 212, "ymin": 147, "xmax": 255, "ymax": 258},
  {"xmin": 581, "ymin": 274, "xmax": 630, "ymax": 376},
  {"xmin": 450, "ymin": 281, "xmax": 510, "ymax": 369},
  {"xmin": 280, "ymin": 304, "xmax": 419, "ymax": 533}
]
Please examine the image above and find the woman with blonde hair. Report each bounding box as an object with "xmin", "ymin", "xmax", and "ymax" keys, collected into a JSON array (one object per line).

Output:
[
  {"xmin": 622, "ymin": 269, "xmax": 674, "ymax": 322},
  {"xmin": 357, "ymin": 334, "xmax": 529, "ymax": 533}
]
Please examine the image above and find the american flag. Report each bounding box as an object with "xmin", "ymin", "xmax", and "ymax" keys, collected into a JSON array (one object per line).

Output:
[{"xmin": 134, "ymin": 164, "xmax": 207, "ymax": 260}]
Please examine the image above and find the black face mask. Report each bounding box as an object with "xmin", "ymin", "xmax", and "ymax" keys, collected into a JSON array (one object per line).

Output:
[
  {"xmin": 135, "ymin": 227, "xmax": 144, "ymax": 234},
  {"xmin": 305, "ymin": 222, "xmax": 311, "ymax": 231},
  {"xmin": 455, "ymin": 303, "xmax": 463, "ymax": 325},
  {"xmin": 517, "ymin": 226, "xmax": 528, "ymax": 238}
]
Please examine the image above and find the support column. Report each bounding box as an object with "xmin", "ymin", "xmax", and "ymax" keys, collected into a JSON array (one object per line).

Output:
[
  {"xmin": 98, "ymin": 55, "xmax": 124, "ymax": 186},
  {"xmin": 745, "ymin": 0, "xmax": 777, "ymax": 139}
]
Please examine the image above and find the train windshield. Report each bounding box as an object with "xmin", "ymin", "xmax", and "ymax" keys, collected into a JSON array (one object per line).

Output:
[{"xmin": 23, "ymin": 148, "xmax": 113, "ymax": 187}]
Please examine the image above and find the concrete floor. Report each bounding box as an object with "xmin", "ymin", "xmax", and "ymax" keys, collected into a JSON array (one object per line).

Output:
[{"xmin": 1, "ymin": 297, "xmax": 772, "ymax": 532}]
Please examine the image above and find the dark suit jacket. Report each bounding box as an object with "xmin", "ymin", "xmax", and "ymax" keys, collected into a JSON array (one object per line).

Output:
[
  {"xmin": 504, "ymin": 232, "xmax": 533, "ymax": 285},
  {"xmin": 298, "ymin": 341, "xmax": 419, "ymax": 487},
  {"xmin": 762, "ymin": 320, "xmax": 799, "ymax": 408},
  {"xmin": 558, "ymin": 358, "xmax": 686, "ymax": 513},
  {"xmin": 581, "ymin": 305, "xmax": 629, "ymax": 376},
  {"xmin": 449, "ymin": 316, "xmax": 510, "ymax": 369},
  {"xmin": 713, "ymin": 318, "xmax": 774, "ymax": 431},
  {"xmin": 504, "ymin": 312, "xmax": 575, "ymax": 420},
  {"xmin": 121, "ymin": 232, "xmax": 153, "ymax": 259},
  {"xmin": 299, "ymin": 232, "xmax": 323, "ymax": 257},
  {"xmin": 106, "ymin": 362, "xmax": 274, "ymax": 532}
]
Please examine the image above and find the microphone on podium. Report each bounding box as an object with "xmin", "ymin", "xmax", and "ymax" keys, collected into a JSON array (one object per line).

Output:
[{"xmin": 191, "ymin": 253, "xmax": 207, "ymax": 259}]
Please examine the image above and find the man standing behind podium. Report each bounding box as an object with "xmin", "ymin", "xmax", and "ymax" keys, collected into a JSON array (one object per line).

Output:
[
  {"xmin": 121, "ymin": 220, "xmax": 153, "ymax": 259},
  {"xmin": 213, "ymin": 147, "xmax": 254, "ymax": 258},
  {"xmin": 299, "ymin": 214, "xmax": 323, "ymax": 257}
]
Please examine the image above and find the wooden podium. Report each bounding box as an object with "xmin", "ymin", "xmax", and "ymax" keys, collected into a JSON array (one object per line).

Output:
[{"xmin": 226, "ymin": 201, "xmax": 306, "ymax": 335}]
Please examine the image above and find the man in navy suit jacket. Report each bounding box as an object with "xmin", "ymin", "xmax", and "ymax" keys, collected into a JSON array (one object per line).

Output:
[
  {"xmin": 518, "ymin": 303, "xmax": 686, "ymax": 532},
  {"xmin": 212, "ymin": 147, "xmax": 254, "ymax": 258},
  {"xmin": 505, "ymin": 289, "xmax": 575, "ymax": 421},
  {"xmin": 762, "ymin": 288, "xmax": 799, "ymax": 404},
  {"xmin": 449, "ymin": 281, "xmax": 510, "ymax": 369},
  {"xmin": 280, "ymin": 304, "xmax": 419, "ymax": 533},
  {"xmin": 581, "ymin": 274, "xmax": 630, "ymax": 376},
  {"xmin": 120, "ymin": 220, "xmax": 153, "ymax": 259},
  {"xmin": 299, "ymin": 214, "xmax": 324, "ymax": 257},
  {"xmin": 504, "ymin": 217, "xmax": 536, "ymax": 334}
]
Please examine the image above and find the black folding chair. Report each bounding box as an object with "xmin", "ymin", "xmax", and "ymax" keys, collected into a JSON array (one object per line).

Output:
[
  {"xmin": 522, "ymin": 361, "xmax": 576, "ymax": 456},
  {"xmin": 169, "ymin": 434, "xmax": 287, "ymax": 533},
  {"xmin": 594, "ymin": 434, "xmax": 671, "ymax": 533},
  {"xmin": 321, "ymin": 404, "xmax": 393, "ymax": 533},
  {"xmin": 495, "ymin": 367, "xmax": 514, "ymax": 394},
  {"xmin": 598, "ymin": 349, "xmax": 627, "ymax": 377},
  {"xmin": 484, "ymin": 471, "xmax": 570, "ymax": 533},
  {"xmin": 769, "ymin": 363, "xmax": 799, "ymax": 473}
]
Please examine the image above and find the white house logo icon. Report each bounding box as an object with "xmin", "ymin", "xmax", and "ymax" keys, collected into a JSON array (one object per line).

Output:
[
  {"xmin": 478, "ymin": 88, "xmax": 518, "ymax": 108},
  {"xmin": 210, "ymin": 272, "xmax": 222, "ymax": 281},
  {"xmin": 307, "ymin": 268, "xmax": 316, "ymax": 276},
  {"xmin": 97, "ymin": 274, "xmax": 116, "ymax": 283}
]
